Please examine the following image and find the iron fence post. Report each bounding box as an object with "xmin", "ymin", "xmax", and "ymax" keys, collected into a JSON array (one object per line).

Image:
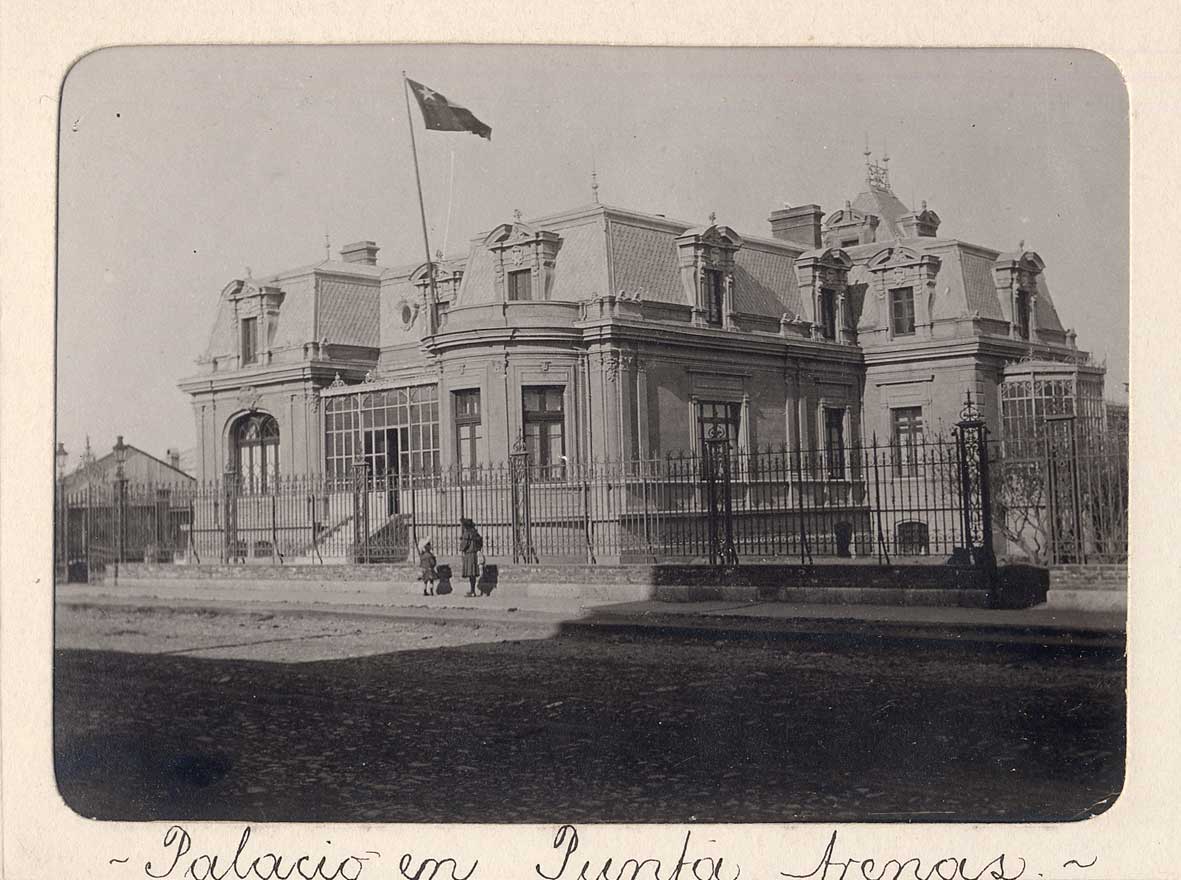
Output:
[
  {"xmin": 509, "ymin": 435, "xmax": 534, "ymax": 564},
  {"xmin": 223, "ymin": 465, "xmax": 238, "ymax": 563},
  {"xmin": 85, "ymin": 483, "xmax": 92, "ymax": 582},
  {"xmin": 116, "ymin": 475, "xmax": 127, "ymax": 579},
  {"xmin": 352, "ymin": 462, "xmax": 369, "ymax": 563}
]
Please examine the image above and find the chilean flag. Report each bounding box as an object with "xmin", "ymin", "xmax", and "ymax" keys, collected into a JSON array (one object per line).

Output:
[{"xmin": 407, "ymin": 79, "xmax": 492, "ymax": 141}]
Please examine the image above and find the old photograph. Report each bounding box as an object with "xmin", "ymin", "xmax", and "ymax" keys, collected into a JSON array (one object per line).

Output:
[{"xmin": 53, "ymin": 45, "xmax": 1128, "ymax": 824}]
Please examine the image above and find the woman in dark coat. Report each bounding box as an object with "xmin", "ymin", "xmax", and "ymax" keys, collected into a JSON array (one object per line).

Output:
[{"xmin": 459, "ymin": 518, "xmax": 483, "ymax": 597}]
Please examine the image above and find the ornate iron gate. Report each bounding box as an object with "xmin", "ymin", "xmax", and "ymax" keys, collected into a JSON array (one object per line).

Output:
[{"xmin": 703, "ymin": 426, "xmax": 739, "ymax": 567}]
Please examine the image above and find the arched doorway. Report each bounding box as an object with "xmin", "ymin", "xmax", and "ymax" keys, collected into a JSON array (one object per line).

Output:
[{"xmin": 233, "ymin": 413, "xmax": 279, "ymax": 492}]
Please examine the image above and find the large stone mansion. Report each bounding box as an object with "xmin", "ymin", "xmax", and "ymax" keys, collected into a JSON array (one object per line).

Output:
[{"xmin": 179, "ymin": 157, "xmax": 1105, "ymax": 490}]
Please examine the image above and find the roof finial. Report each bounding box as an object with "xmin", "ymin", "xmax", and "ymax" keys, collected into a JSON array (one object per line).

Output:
[
  {"xmin": 708, "ymin": 211, "xmax": 717, "ymax": 225},
  {"xmin": 591, "ymin": 145, "xmax": 600, "ymax": 204},
  {"xmin": 324, "ymin": 231, "xmax": 331, "ymax": 262},
  {"xmin": 435, "ymin": 248, "xmax": 443, "ymax": 261},
  {"xmin": 245, "ymin": 266, "xmax": 252, "ymax": 279},
  {"xmin": 513, "ymin": 208, "xmax": 522, "ymax": 222},
  {"xmin": 1019, "ymin": 238, "xmax": 1025, "ymax": 252}
]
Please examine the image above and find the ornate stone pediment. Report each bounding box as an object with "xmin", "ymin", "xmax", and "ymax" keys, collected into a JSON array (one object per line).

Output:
[
  {"xmin": 867, "ymin": 245, "xmax": 923, "ymax": 270},
  {"xmin": 823, "ymin": 203, "xmax": 880, "ymax": 247},
  {"xmin": 223, "ymin": 278, "xmax": 283, "ymax": 306},
  {"xmin": 824, "ymin": 207, "xmax": 870, "ymax": 227},
  {"xmin": 483, "ymin": 220, "xmax": 543, "ymax": 247},
  {"xmin": 483, "ymin": 218, "xmax": 563, "ymax": 303}
]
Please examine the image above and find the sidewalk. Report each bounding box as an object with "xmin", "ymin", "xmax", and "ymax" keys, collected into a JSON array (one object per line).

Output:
[{"xmin": 56, "ymin": 576, "xmax": 1125, "ymax": 652}]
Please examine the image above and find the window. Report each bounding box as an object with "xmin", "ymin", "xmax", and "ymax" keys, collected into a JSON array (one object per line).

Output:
[
  {"xmin": 824, "ymin": 407, "xmax": 846, "ymax": 479},
  {"xmin": 233, "ymin": 413, "xmax": 278, "ymax": 492},
  {"xmin": 522, "ymin": 386, "xmax": 565, "ymax": 476},
  {"xmin": 453, "ymin": 389, "xmax": 483, "ymax": 470},
  {"xmin": 891, "ymin": 406, "xmax": 924, "ymax": 477},
  {"xmin": 697, "ymin": 401, "xmax": 741, "ymax": 450},
  {"xmin": 241, "ymin": 317, "xmax": 259, "ymax": 365},
  {"xmin": 896, "ymin": 521, "xmax": 930, "ymax": 555},
  {"xmin": 507, "ymin": 269, "xmax": 533, "ymax": 301},
  {"xmin": 323, "ymin": 385, "xmax": 439, "ymax": 484},
  {"xmin": 1015, "ymin": 291, "xmax": 1031, "ymax": 340},
  {"xmin": 705, "ymin": 270, "xmax": 724, "ymax": 326},
  {"xmin": 819, "ymin": 289, "xmax": 837, "ymax": 340},
  {"xmin": 890, "ymin": 287, "xmax": 916, "ymax": 336}
]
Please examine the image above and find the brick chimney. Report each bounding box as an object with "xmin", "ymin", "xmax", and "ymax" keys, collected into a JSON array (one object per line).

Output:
[
  {"xmin": 769, "ymin": 204, "xmax": 824, "ymax": 249},
  {"xmin": 166, "ymin": 448, "xmax": 181, "ymax": 469},
  {"xmin": 340, "ymin": 241, "xmax": 380, "ymax": 265}
]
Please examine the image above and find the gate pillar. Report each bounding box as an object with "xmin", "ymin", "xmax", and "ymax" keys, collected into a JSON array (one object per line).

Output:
[{"xmin": 952, "ymin": 391, "xmax": 996, "ymax": 573}]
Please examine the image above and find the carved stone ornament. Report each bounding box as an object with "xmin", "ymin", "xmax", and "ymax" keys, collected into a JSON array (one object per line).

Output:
[
  {"xmin": 603, "ymin": 351, "xmax": 620, "ymax": 383},
  {"xmin": 237, "ymin": 385, "xmax": 261, "ymax": 412},
  {"xmin": 363, "ymin": 369, "xmax": 378, "ymax": 384},
  {"xmin": 541, "ymin": 361, "xmax": 551, "ymax": 372},
  {"xmin": 329, "ymin": 372, "xmax": 346, "ymax": 389},
  {"xmin": 512, "ymin": 246, "xmax": 524, "ymax": 266}
]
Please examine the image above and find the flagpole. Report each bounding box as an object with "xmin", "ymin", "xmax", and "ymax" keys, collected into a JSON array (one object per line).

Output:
[{"xmin": 403, "ymin": 71, "xmax": 438, "ymax": 336}]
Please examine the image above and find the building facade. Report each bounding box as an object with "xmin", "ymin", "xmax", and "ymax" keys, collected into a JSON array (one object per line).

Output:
[{"xmin": 180, "ymin": 158, "xmax": 1104, "ymax": 489}]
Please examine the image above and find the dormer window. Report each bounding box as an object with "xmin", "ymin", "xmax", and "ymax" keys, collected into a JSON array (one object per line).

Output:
[
  {"xmin": 890, "ymin": 287, "xmax": 916, "ymax": 337},
  {"xmin": 675, "ymin": 222, "xmax": 742, "ymax": 330},
  {"xmin": 241, "ymin": 317, "xmax": 259, "ymax": 365},
  {"xmin": 1015, "ymin": 290, "xmax": 1031, "ymax": 340},
  {"xmin": 484, "ymin": 219, "xmax": 563, "ymax": 304},
  {"xmin": 507, "ymin": 268, "xmax": 534, "ymax": 301},
  {"xmin": 705, "ymin": 269, "xmax": 724, "ymax": 326},
  {"xmin": 819, "ymin": 289, "xmax": 838, "ymax": 340}
]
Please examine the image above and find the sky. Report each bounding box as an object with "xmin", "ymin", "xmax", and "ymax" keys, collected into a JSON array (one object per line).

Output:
[{"xmin": 55, "ymin": 46, "xmax": 1129, "ymax": 469}]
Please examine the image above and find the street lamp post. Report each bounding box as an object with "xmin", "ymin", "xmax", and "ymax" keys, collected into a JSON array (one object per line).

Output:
[
  {"xmin": 113, "ymin": 435, "xmax": 128, "ymax": 576},
  {"xmin": 55, "ymin": 442, "xmax": 68, "ymax": 580}
]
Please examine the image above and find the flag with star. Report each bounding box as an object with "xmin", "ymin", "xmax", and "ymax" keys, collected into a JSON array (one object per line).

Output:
[{"xmin": 407, "ymin": 79, "xmax": 492, "ymax": 141}]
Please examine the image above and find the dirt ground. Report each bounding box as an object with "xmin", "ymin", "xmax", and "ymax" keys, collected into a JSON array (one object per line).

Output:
[
  {"xmin": 55, "ymin": 601, "xmax": 561, "ymax": 662},
  {"xmin": 55, "ymin": 600, "xmax": 1125, "ymax": 823}
]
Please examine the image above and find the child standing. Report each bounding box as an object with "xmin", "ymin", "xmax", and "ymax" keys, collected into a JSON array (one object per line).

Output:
[{"xmin": 418, "ymin": 539, "xmax": 437, "ymax": 596}]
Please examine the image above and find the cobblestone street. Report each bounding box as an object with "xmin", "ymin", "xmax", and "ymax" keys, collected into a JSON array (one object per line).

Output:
[{"xmin": 54, "ymin": 604, "xmax": 1125, "ymax": 823}]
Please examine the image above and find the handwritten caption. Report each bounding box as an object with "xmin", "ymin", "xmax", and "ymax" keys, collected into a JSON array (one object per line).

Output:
[{"xmin": 109, "ymin": 824, "xmax": 1095, "ymax": 880}]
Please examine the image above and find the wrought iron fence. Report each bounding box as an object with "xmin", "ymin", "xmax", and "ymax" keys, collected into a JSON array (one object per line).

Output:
[
  {"xmin": 992, "ymin": 425, "xmax": 1128, "ymax": 565},
  {"xmin": 57, "ymin": 433, "xmax": 1039, "ymax": 576}
]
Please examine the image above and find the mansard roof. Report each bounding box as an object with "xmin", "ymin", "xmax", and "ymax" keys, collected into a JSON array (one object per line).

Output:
[
  {"xmin": 450, "ymin": 203, "xmax": 803, "ymax": 318},
  {"xmin": 844, "ymin": 236, "xmax": 1066, "ymax": 334},
  {"xmin": 849, "ymin": 185, "xmax": 912, "ymax": 241}
]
